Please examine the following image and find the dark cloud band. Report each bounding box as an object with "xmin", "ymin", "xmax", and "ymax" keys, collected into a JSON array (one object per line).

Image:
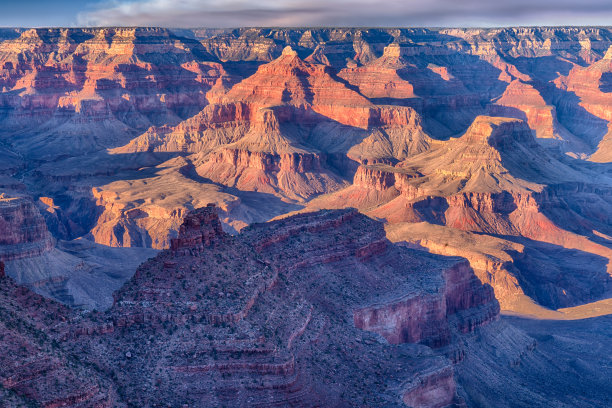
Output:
[{"xmin": 78, "ymin": 0, "xmax": 612, "ymax": 27}]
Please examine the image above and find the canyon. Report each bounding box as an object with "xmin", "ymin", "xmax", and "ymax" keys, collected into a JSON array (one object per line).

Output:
[
  {"xmin": 1, "ymin": 205, "xmax": 609, "ymax": 407},
  {"xmin": 0, "ymin": 26, "xmax": 611, "ymax": 407}
]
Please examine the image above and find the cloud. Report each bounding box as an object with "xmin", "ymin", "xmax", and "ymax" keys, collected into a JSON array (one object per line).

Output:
[{"xmin": 77, "ymin": 0, "xmax": 612, "ymax": 28}]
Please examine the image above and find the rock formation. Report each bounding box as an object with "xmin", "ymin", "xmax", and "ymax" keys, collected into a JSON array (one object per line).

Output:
[
  {"xmin": 0, "ymin": 27, "xmax": 236, "ymax": 165},
  {"xmin": 0, "ymin": 26, "xmax": 609, "ymax": 319},
  {"xmin": 74, "ymin": 206, "xmax": 500, "ymax": 406},
  {"xmin": 0, "ymin": 206, "xmax": 500, "ymax": 407},
  {"xmin": 0, "ymin": 205, "xmax": 609, "ymax": 407},
  {"xmin": 308, "ymin": 116, "xmax": 612, "ymax": 310},
  {"xmin": 0, "ymin": 193, "xmax": 157, "ymax": 309},
  {"xmin": 0, "ymin": 26, "xmax": 611, "ymax": 407},
  {"xmin": 0, "ymin": 194, "xmax": 54, "ymax": 259},
  {"xmin": 0, "ymin": 270, "xmax": 119, "ymax": 406},
  {"xmin": 489, "ymin": 79, "xmax": 588, "ymax": 152},
  {"xmin": 117, "ymin": 45, "xmax": 430, "ymax": 185}
]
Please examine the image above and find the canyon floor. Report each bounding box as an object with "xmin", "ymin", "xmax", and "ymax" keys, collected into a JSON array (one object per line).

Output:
[{"xmin": 0, "ymin": 26, "xmax": 611, "ymax": 407}]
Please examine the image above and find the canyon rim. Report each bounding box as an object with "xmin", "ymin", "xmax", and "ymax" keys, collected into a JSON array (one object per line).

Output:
[{"xmin": 0, "ymin": 5, "xmax": 611, "ymax": 407}]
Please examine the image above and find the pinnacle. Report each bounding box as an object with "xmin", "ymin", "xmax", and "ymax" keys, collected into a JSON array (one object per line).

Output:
[{"xmin": 281, "ymin": 45, "xmax": 298, "ymax": 57}]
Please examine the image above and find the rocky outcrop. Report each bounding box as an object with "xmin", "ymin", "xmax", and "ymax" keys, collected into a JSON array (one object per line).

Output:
[
  {"xmin": 386, "ymin": 222, "xmax": 529, "ymax": 310},
  {"xmin": 0, "ymin": 195, "xmax": 54, "ymax": 261},
  {"xmin": 1, "ymin": 26, "xmax": 612, "ymax": 407},
  {"xmin": 489, "ymin": 79, "xmax": 587, "ymax": 152},
  {"xmin": 0, "ymin": 201, "xmax": 606, "ymax": 406},
  {"xmin": 0, "ymin": 193, "xmax": 157, "ymax": 310},
  {"xmin": 56, "ymin": 207, "xmax": 498, "ymax": 407},
  {"xmin": 309, "ymin": 116, "xmax": 612, "ymax": 311},
  {"xmin": 0, "ymin": 27, "xmax": 231, "ymax": 160},
  {"xmin": 338, "ymin": 43, "xmax": 416, "ymax": 100},
  {"xmin": 170, "ymin": 204, "xmax": 225, "ymax": 252},
  {"xmin": 0, "ymin": 272, "xmax": 119, "ymax": 406},
  {"xmin": 117, "ymin": 45, "xmax": 432, "ymax": 204},
  {"xmin": 353, "ymin": 259, "xmax": 498, "ymax": 348},
  {"xmin": 196, "ymin": 148, "xmax": 347, "ymax": 201},
  {"xmin": 402, "ymin": 365, "xmax": 457, "ymax": 408}
]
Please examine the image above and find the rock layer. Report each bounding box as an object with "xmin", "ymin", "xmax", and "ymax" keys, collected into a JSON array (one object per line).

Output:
[
  {"xmin": 0, "ymin": 206, "xmax": 504, "ymax": 407},
  {"xmin": 0, "ymin": 195, "xmax": 54, "ymax": 261},
  {"xmin": 309, "ymin": 115, "xmax": 612, "ymax": 310},
  {"xmin": 66, "ymin": 207, "xmax": 497, "ymax": 407}
]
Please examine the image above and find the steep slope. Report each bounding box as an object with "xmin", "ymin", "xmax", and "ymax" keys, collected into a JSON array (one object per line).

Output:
[
  {"xmin": 590, "ymin": 123, "xmax": 612, "ymax": 162},
  {"xmin": 338, "ymin": 46, "xmax": 417, "ymax": 100},
  {"xmin": 490, "ymin": 79, "xmax": 588, "ymax": 152},
  {"xmin": 0, "ymin": 267, "xmax": 119, "ymax": 406},
  {"xmin": 119, "ymin": 46, "xmax": 431, "ymax": 169},
  {"xmin": 395, "ymin": 116, "xmax": 584, "ymax": 195},
  {"xmin": 1, "ymin": 25, "xmax": 611, "ymax": 317},
  {"xmin": 1, "ymin": 207, "xmax": 608, "ymax": 407},
  {"xmin": 553, "ymin": 45, "xmax": 612, "ymax": 152},
  {"xmin": 0, "ymin": 195, "xmax": 54, "ymax": 261},
  {"xmin": 95, "ymin": 46, "xmax": 433, "ymax": 241},
  {"xmin": 386, "ymin": 222, "xmax": 529, "ymax": 311},
  {"xmin": 385, "ymin": 222, "xmax": 612, "ymax": 315},
  {"xmin": 456, "ymin": 315, "xmax": 612, "ymax": 408},
  {"xmin": 66, "ymin": 205, "xmax": 498, "ymax": 407},
  {"xmin": 0, "ymin": 27, "xmax": 230, "ymax": 160},
  {"xmin": 308, "ymin": 116, "xmax": 612, "ymax": 310},
  {"xmin": 0, "ymin": 193, "xmax": 156, "ymax": 309}
]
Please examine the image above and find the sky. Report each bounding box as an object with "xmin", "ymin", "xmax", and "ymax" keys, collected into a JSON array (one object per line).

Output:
[{"xmin": 1, "ymin": 0, "xmax": 612, "ymax": 28}]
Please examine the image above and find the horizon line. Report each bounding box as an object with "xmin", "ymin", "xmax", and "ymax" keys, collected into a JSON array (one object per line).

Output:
[{"xmin": 1, "ymin": 25, "xmax": 612, "ymax": 30}]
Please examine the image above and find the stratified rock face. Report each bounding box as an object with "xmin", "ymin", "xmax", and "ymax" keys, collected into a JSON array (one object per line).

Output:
[
  {"xmin": 353, "ymin": 258, "xmax": 498, "ymax": 348},
  {"xmin": 57, "ymin": 207, "xmax": 497, "ymax": 407},
  {"xmin": 1, "ymin": 206, "xmax": 609, "ymax": 407},
  {"xmin": 0, "ymin": 26, "xmax": 611, "ymax": 316},
  {"xmin": 170, "ymin": 204, "xmax": 225, "ymax": 252},
  {"xmin": 78, "ymin": 43, "xmax": 435, "ymax": 242},
  {"xmin": 1, "ymin": 26, "xmax": 612, "ymax": 407},
  {"xmin": 0, "ymin": 193, "xmax": 157, "ymax": 310},
  {"xmin": 0, "ymin": 195, "xmax": 53, "ymax": 261},
  {"xmin": 311, "ymin": 115, "xmax": 612, "ymax": 310},
  {"xmin": 0, "ymin": 27, "xmax": 231, "ymax": 160},
  {"xmin": 116, "ymin": 46, "xmax": 430, "ymax": 202},
  {"xmin": 0, "ymin": 272, "xmax": 119, "ymax": 407},
  {"xmin": 555, "ymin": 46, "xmax": 612, "ymax": 143}
]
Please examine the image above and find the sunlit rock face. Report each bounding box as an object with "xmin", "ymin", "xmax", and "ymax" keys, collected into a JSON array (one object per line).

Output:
[
  {"xmin": 0, "ymin": 26, "xmax": 611, "ymax": 408},
  {"xmin": 0, "ymin": 195, "xmax": 54, "ymax": 261},
  {"xmin": 0, "ymin": 27, "xmax": 232, "ymax": 160},
  {"xmin": 1, "ymin": 26, "xmax": 610, "ymax": 313},
  {"xmin": 0, "ymin": 206, "xmax": 500, "ymax": 407},
  {"xmin": 309, "ymin": 116, "xmax": 612, "ymax": 311},
  {"xmin": 1, "ymin": 26, "xmax": 612, "ymax": 311}
]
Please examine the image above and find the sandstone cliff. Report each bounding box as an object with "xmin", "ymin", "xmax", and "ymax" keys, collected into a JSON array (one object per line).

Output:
[
  {"xmin": 308, "ymin": 116, "xmax": 612, "ymax": 310},
  {"xmin": 65, "ymin": 206, "xmax": 499, "ymax": 407},
  {"xmin": 0, "ymin": 193, "xmax": 156, "ymax": 309},
  {"xmin": 1, "ymin": 25, "xmax": 611, "ymax": 323},
  {"xmin": 0, "ymin": 27, "xmax": 232, "ymax": 160},
  {"xmin": 0, "ymin": 206, "xmax": 608, "ymax": 406},
  {"xmin": 0, "ymin": 195, "xmax": 54, "ymax": 261}
]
